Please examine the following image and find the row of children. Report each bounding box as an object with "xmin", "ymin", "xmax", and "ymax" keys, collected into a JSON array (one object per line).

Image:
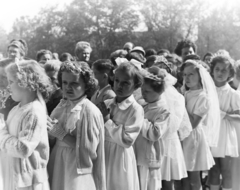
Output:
[{"xmin": 0, "ymin": 39, "xmax": 240, "ymax": 190}]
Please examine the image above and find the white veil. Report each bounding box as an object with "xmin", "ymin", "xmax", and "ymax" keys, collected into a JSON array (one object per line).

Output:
[{"xmin": 186, "ymin": 60, "xmax": 221, "ymax": 147}]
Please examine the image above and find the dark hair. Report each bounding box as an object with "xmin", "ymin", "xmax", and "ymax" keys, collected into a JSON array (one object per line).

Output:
[
  {"xmin": 58, "ymin": 61, "xmax": 98, "ymax": 98},
  {"xmin": 126, "ymin": 52, "xmax": 146, "ymax": 64},
  {"xmin": 60, "ymin": 53, "xmax": 75, "ymax": 62},
  {"xmin": 92, "ymin": 59, "xmax": 114, "ymax": 85},
  {"xmin": 157, "ymin": 49, "xmax": 170, "ymax": 56},
  {"xmin": 145, "ymin": 55, "xmax": 158, "ymax": 68},
  {"xmin": 174, "ymin": 39, "xmax": 197, "ymax": 57},
  {"xmin": 145, "ymin": 48, "xmax": 157, "ymax": 58},
  {"xmin": 144, "ymin": 67, "xmax": 166, "ymax": 94},
  {"xmin": 203, "ymin": 52, "xmax": 213, "ymax": 61},
  {"xmin": 184, "ymin": 54, "xmax": 200, "ymax": 62},
  {"xmin": 110, "ymin": 49, "xmax": 128, "ymax": 66},
  {"xmin": 210, "ymin": 55, "xmax": 235, "ymax": 81},
  {"xmin": 115, "ymin": 61, "xmax": 143, "ymax": 89},
  {"xmin": 36, "ymin": 49, "xmax": 53, "ymax": 62}
]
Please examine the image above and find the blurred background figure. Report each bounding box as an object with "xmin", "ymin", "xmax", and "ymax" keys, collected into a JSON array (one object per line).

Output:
[
  {"xmin": 0, "ymin": 52, "xmax": 4, "ymax": 61},
  {"xmin": 52, "ymin": 52, "xmax": 59, "ymax": 60},
  {"xmin": 7, "ymin": 39, "xmax": 28, "ymax": 62},
  {"xmin": 203, "ymin": 52, "xmax": 213, "ymax": 66},
  {"xmin": 123, "ymin": 42, "xmax": 134, "ymax": 53},
  {"xmin": 36, "ymin": 49, "xmax": 53, "ymax": 65},
  {"xmin": 60, "ymin": 52, "xmax": 75, "ymax": 62},
  {"xmin": 75, "ymin": 41, "xmax": 92, "ymax": 65}
]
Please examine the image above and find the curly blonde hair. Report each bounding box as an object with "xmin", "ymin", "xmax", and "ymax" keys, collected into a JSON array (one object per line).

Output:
[
  {"xmin": 58, "ymin": 61, "xmax": 98, "ymax": 98},
  {"xmin": 5, "ymin": 60, "xmax": 53, "ymax": 100}
]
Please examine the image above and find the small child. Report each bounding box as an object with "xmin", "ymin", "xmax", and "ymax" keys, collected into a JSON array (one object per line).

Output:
[
  {"xmin": 209, "ymin": 55, "xmax": 240, "ymax": 190},
  {"xmin": 47, "ymin": 61, "xmax": 106, "ymax": 190},
  {"xmin": 135, "ymin": 67, "xmax": 191, "ymax": 190},
  {"xmin": 91, "ymin": 59, "xmax": 115, "ymax": 104},
  {"xmin": 97, "ymin": 61, "xmax": 144, "ymax": 190},
  {"xmin": 0, "ymin": 60, "xmax": 52, "ymax": 190},
  {"xmin": 181, "ymin": 59, "xmax": 221, "ymax": 190},
  {"xmin": 44, "ymin": 60, "xmax": 63, "ymax": 115}
]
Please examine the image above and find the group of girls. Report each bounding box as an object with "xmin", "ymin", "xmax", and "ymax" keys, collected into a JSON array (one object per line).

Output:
[{"xmin": 0, "ymin": 46, "xmax": 240, "ymax": 190}]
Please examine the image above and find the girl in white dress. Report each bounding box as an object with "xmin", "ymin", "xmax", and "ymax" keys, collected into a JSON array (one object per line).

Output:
[
  {"xmin": 47, "ymin": 61, "xmax": 106, "ymax": 190},
  {"xmin": 134, "ymin": 66, "xmax": 192, "ymax": 190},
  {"xmin": 97, "ymin": 61, "xmax": 144, "ymax": 190},
  {"xmin": 231, "ymin": 60, "xmax": 240, "ymax": 190},
  {"xmin": 0, "ymin": 60, "xmax": 52, "ymax": 190},
  {"xmin": 181, "ymin": 60, "xmax": 221, "ymax": 190},
  {"xmin": 209, "ymin": 55, "xmax": 240, "ymax": 190}
]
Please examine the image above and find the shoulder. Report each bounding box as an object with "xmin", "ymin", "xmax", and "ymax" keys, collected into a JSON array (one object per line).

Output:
[
  {"xmin": 130, "ymin": 99, "xmax": 144, "ymax": 115},
  {"xmin": 82, "ymin": 98, "xmax": 102, "ymax": 117}
]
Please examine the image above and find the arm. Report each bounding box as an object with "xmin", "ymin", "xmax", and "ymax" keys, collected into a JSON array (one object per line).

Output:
[
  {"xmin": 105, "ymin": 108, "xmax": 144, "ymax": 148},
  {"xmin": 0, "ymin": 112, "xmax": 45, "ymax": 158},
  {"xmin": 224, "ymin": 110, "xmax": 240, "ymax": 123},
  {"xmin": 188, "ymin": 113, "xmax": 202, "ymax": 129},
  {"xmin": 141, "ymin": 111, "xmax": 170, "ymax": 141}
]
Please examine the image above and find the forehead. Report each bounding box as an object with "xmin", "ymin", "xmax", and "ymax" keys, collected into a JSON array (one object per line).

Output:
[
  {"xmin": 8, "ymin": 46, "xmax": 19, "ymax": 52},
  {"xmin": 115, "ymin": 69, "xmax": 133, "ymax": 81},
  {"xmin": 62, "ymin": 71, "xmax": 81, "ymax": 82},
  {"xmin": 42, "ymin": 53, "xmax": 52, "ymax": 58},
  {"xmin": 215, "ymin": 62, "xmax": 229, "ymax": 69},
  {"xmin": 184, "ymin": 65, "xmax": 197, "ymax": 73},
  {"xmin": 82, "ymin": 48, "xmax": 91, "ymax": 53},
  {"xmin": 182, "ymin": 46, "xmax": 194, "ymax": 53}
]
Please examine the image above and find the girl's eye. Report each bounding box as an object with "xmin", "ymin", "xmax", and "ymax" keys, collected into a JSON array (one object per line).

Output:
[
  {"xmin": 115, "ymin": 79, "xmax": 119, "ymax": 83},
  {"xmin": 62, "ymin": 81, "xmax": 67, "ymax": 85}
]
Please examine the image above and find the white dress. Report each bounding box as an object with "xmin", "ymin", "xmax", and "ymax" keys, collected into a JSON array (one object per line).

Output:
[
  {"xmin": 182, "ymin": 89, "xmax": 215, "ymax": 171},
  {"xmin": 104, "ymin": 95, "xmax": 144, "ymax": 190},
  {"xmin": 211, "ymin": 83, "xmax": 240, "ymax": 157},
  {"xmin": 0, "ymin": 101, "xmax": 49, "ymax": 190}
]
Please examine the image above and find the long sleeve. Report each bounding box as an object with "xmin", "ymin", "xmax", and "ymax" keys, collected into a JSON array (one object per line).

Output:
[
  {"xmin": 0, "ymin": 111, "xmax": 45, "ymax": 158},
  {"xmin": 141, "ymin": 110, "xmax": 170, "ymax": 142},
  {"xmin": 105, "ymin": 108, "xmax": 144, "ymax": 148}
]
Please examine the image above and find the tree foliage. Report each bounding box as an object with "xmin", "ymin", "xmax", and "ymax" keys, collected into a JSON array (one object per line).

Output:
[{"xmin": 1, "ymin": 0, "xmax": 240, "ymax": 60}]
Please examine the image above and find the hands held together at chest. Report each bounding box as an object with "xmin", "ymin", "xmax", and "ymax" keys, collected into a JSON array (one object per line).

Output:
[
  {"xmin": 97, "ymin": 102, "xmax": 111, "ymax": 123},
  {"xmin": 47, "ymin": 117, "xmax": 68, "ymax": 141}
]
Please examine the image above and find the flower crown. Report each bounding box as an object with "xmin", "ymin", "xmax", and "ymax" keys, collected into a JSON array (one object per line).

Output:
[{"xmin": 142, "ymin": 68, "xmax": 165, "ymax": 83}]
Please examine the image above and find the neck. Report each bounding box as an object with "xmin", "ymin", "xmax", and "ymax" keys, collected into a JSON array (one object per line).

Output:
[
  {"xmin": 20, "ymin": 91, "xmax": 37, "ymax": 107},
  {"xmin": 189, "ymin": 83, "xmax": 202, "ymax": 90},
  {"xmin": 214, "ymin": 80, "xmax": 227, "ymax": 87}
]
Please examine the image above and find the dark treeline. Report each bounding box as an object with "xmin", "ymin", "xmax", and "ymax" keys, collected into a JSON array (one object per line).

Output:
[{"xmin": 1, "ymin": 0, "xmax": 240, "ymax": 60}]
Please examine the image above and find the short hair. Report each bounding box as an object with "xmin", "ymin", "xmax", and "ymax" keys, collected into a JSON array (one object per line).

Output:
[
  {"xmin": 157, "ymin": 49, "xmax": 170, "ymax": 56},
  {"xmin": 144, "ymin": 66, "xmax": 166, "ymax": 94},
  {"xmin": 145, "ymin": 55, "xmax": 158, "ymax": 68},
  {"xmin": 203, "ymin": 52, "xmax": 213, "ymax": 61},
  {"xmin": 174, "ymin": 39, "xmax": 197, "ymax": 56},
  {"xmin": 184, "ymin": 54, "xmax": 201, "ymax": 62},
  {"xmin": 60, "ymin": 53, "xmax": 75, "ymax": 62},
  {"xmin": 44, "ymin": 60, "xmax": 62, "ymax": 73},
  {"xmin": 115, "ymin": 61, "xmax": 143, "ymax": 89},
  {"xmin": 145, "ymin": 48, "xmax": 157, "ymax": 58},
  {"xmin": 210, "ymin": 55, "xmax": 235, "ymax": 81},
  {"xmin": 36, "ymin": 49, "xmax": 53, "ymax": 62},
  {"xmin": 92, "ymin": 59, "xmax": 114, "ymax": 76},
  {"xmin": 8, "ymin": 39, "xmax": 28, "ymax": 57},
  {"xmin": 5, "ymin": 60, "xmax": 53, "ymax": 100},
  {"xmin": 74, "ymin": 41, "xmax": 92, "ymax": 56},
  {"xmin": 126, "ymin": 51, "xmax": 146, "ymax": 64},
  {"xmin": 58, "ymin": 61, "xmax": 97, "ymax": 98}
]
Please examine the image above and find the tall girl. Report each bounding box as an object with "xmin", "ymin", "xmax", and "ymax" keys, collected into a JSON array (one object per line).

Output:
[
  {"xmin": 47, "ymin": 61, "xmax": 106, "ymax": 190},
  {"xmin": 181, "ymin": 60, "xmax": 220, "ymax": 190},
  {"xmin": 209, "ymin": 55, "xmax": 240, "ymax": 190},
  {"xmin": 97, "ymin": 61, "xmax": 144, "ymax": 190},
  {"xmin": 0, "ymin": 60, "xmax": 52, "ymax": 190}
]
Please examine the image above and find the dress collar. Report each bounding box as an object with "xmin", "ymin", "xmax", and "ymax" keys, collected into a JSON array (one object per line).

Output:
[
  {"xmin": 113, "ymin": 95, "xmax": 135, "ymax": 110},
  {"xmin": 216, "ymin": 83, "xmax": 230, "ymax": 91},
  {"xmin": 58, "ymin": 95, "xmax": 87, "ymax": 112}
]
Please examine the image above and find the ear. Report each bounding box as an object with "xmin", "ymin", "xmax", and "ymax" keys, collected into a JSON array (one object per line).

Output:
[{"xmin": 103, "ymin": 73, "xmax": 108, "ymax": 80}]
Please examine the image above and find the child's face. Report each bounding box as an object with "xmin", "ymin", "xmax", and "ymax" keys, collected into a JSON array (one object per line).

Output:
[
  {"xmin": 114, "ymin": 69, "xmax": 135, "ymax": 101},
  {"xmin": 62, "ymin": 72, "xmax": 85, "ymax": 101},
  {"xmin": 141, "ymin": 82, "xmax": 161, "ymax": 103},
  {"xmin": 213, "ymin": 62, "xmax": 230, "ymax": 83},
  {"xmin": 183, "ymin": 65, "xmax": 201, "ymax": 90},
  {"xmin": 7, "ymin": 73, "xmax": 25, "ymax": 102}
]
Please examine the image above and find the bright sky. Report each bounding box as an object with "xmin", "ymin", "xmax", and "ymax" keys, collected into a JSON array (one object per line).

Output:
[
  {"xmin": 0, "ymin": 0, "xmax": 239, "ymax": 33},
  {"xmin": 0, "ymin": 0, "xmax": 72, "ymax": 33}
]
